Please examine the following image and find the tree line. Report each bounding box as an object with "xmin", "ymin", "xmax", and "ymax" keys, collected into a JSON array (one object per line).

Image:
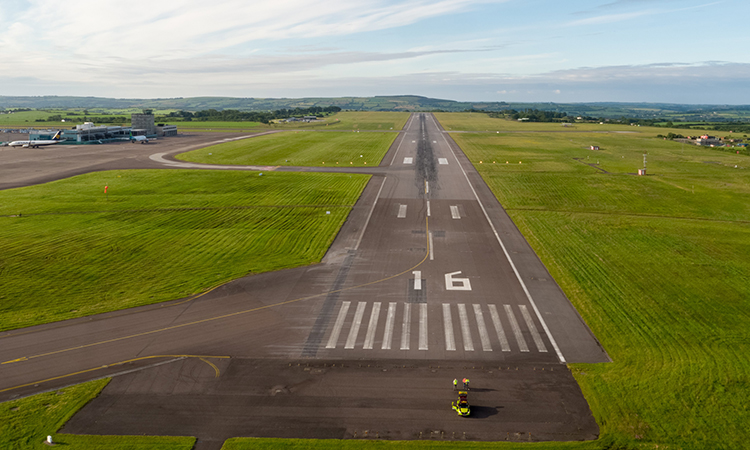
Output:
[{"xmin": 162, "ymin": 106, "xmax": 342, "ymax": 123}]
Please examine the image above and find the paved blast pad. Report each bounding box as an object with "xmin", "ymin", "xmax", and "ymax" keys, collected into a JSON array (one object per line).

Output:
[{"xmin": 62, "ymin": 358, "xmax": 598, "ymax": 446}]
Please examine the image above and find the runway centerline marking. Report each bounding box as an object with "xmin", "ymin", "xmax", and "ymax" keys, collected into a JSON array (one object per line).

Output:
[
  {"xmin": 450, "ymin": 205, "xmax": 461, "ymax": 219},
  {"xmin": 397, "ymin": 204, "xmax": 407, "ymax": 218},
  {"xmin": 382, "ymin": 302, "xmax": 397, "ymax": 350},
  {"xmin": 345, "ymin": 302, "xmax": 367, "ymax": 349},
  {"xmin": 431, "ymin": 113, "xmax": 566, "ymax": 363},
  {"xmin": 505, "ymin": 304, "xmax": 529, "ymax": 352},
  {"xmin": 429, "ymin": 232, "xmax": 434, "ymax": 261},
  {"xmin": 442, "ymin": 304, "xmax": 456, "ymax": 351},
  {"xmin": 327, "ymin": 301, "xmax": 351, "ymax": 349},
  {"xmin": 426, "ymin": 200, "xmax": 431, "ymax": 217},
  {"xmin": 363, "ymin": 302, "xmax": 381, "ymax": 350},
  {"xmin": 413, "ymin": 271, "xmax": 422, "ymax": 290}
]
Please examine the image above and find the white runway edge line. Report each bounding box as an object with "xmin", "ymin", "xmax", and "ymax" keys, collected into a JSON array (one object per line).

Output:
[
  {"xmin": 382, "ymin": 302, "xmax": 397, "ymax": 350},
  {"xmin": 353, "ymin": 177, "xmax": 386, "ymax": 251},
  {"xmin": 431, "ymin": 114, "xmax": 566, "ymax": 363},
  {"xmin": 442, "ymin": 303, "xmax": 456, "ymax": 351},
  {"xmin": 327, "ymin": 302, "xmax": 351, "ymax": 348}
]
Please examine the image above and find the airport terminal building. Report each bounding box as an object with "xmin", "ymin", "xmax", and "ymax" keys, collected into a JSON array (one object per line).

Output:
[{"xmin": 29, "ymin": 110, "xmax": 177, "ymax": 144}]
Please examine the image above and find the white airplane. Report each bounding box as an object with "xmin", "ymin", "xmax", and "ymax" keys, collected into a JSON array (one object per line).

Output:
[
  {"xmin": 130, "ymin": 134, "xmax": 149, "ymax": 144},
  {"xmin": 8, "ymin": 131, "xmax": 62, "ymax": 148}
]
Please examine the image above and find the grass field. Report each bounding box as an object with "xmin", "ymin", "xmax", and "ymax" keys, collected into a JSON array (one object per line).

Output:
[
  {"xmin": 434, "ymin": 112, "xmax": 722, "ymax": 136},
  {"xmin": 0, "ymin": 170, "xmax": 369, "ymax": 331},
  {"xmin": 444, "ymin": 127, "xmax": 750, "ymax": 449},
  {"xmin": 0, "ymin": 378, "xmax": 195, "ymax": 450},
  {"xmin": 176, "ymin": 111, "xmax": 409, "ymax": 131},
  {"xmin": 175, "ymin": 131, "xmax": 397, "ymax": 167}
]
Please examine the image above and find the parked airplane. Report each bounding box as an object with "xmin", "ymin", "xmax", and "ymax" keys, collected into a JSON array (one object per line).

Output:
[
  {"xmin": 8, "ymin": 131, "xmax": 62, "ymax": 148},
  {"xmin": 130, "ymin": 134, "xmax": 149, "ymax": 144}
]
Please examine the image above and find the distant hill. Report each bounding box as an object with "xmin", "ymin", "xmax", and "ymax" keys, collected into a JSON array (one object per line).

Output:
[{"xmin": 2, "ymin": 95, "xmax": 750, "ymax": 120}]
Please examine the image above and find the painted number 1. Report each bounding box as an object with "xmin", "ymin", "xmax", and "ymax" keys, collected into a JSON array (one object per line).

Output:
[{"xmin": 445, "ymin": 271, "xmax": 472, "ymax": 291}]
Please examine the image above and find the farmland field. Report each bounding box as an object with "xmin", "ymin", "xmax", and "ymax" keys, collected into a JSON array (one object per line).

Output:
[
  {"xmin": 176, "ymin": 131, "xmax": 397, "ymax": 167},
  {"xmin": 446, "ymin": 126, "xmax": 750, "ymax": 449},
  {"xmin": 0, "ymin": 170, "xmax": 369, "ymax": 331}
]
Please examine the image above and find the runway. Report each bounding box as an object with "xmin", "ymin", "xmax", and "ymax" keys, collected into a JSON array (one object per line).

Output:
[{"xmin": 0, "ymin": 114, "xmax": 607, "ymax": 448}]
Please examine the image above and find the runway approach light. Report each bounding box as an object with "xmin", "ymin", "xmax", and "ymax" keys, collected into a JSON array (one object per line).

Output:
[
  {"xmin": 350, "ymin": 162, "xmax": 353, "ymax": 164},
  {"xmin": 259, "ymin": 173, "xmax": 263, "ymax": 176},
  {"xmin": 479, "ymin": 161, "xmax": 482, "ymax": 164},
  {"xmin": 506, "ymin": 161, "xmax": 509, "ymax": 164},
  {"xmin": 326, "ymin": 211, "xmax": 331, "ymax": 215},
  {"xmin": 519, "ymin": 161, "xmax": 522, "ymax": 164},
  {"xmin": 360, "ymin": 155, "xmax": 363, "ymax": 157}
]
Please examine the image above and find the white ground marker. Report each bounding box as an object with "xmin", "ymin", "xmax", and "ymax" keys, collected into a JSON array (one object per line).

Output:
[
  {"xmin": 345, "ymin": 302, "xmax": 367, "ymax": 349},
  {"xmin": 442, "ymin": 303, "xmax": 456, "ymax": 351},
  {"xmin": 401, "ymin": 303, "xmax": 411, "ymax": 350},
  {"xmin": 363, "ymin": 302, "xmax": 381, "ymax": 350},
  {"xmin": 450, "ymin": 205, "xmax": 461, "ymax": 219},
  {"xmin": 438, "ymin": 158, "xmax": 449, "ymax": 165},
  {"xmin": 413, "ymin": 271, "xmax": 422, "ymax": 290},
  {"xmin": 488, "ymin": 304, "xmax": 511, "ymax": 352},
  {"xmin": 427, "ymin": 200, "xmax": 431, "ymax": 217},
  {"xmin": 429, "ymin": 232, "xmax": 434, "ymax": 261},
  {"xmin": 473, "ymin": 304, "xmax": 493, "ymax": 352},
  {"xmin": 327, "ymin": 302, "xmax": 351, "ymax": 349},
  {"xmin": 457, "ymin": 303, "xmax": 474, "ymax": 351},
  {"xmin": 504, "ymin": 304, "xmax": 529, "ymax": 352},
  {"xmin": 403, "ymin": 157, "xmax": 413, "ymax": 164},
  {"xmin": 382, "ymin": 302, "xmax": 397, "ymax": 350},
  {"xmin": 397, "ymin": 204, "xmax": 407, "ymax": 218},
  {"xmin": 419, "ymin": 304, "xmax": 428, "ymax": 350},
  {"xmin": 519, "ymin": 305, "xmax": 548, "ymax": 352}
]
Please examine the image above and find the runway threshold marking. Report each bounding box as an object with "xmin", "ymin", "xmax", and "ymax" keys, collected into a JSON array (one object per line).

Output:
[
  {"xmin": 505, "ymin": 304, "xmax": 529, "ymax": 352},
  {"xmin": 432, "ymin": 114, "xmax": 566, "ymax": 363},
  {"xmin": 442, "ymin": 304, "xmax": 456, "ymax": 351},
  {"xmin": 401, "ymin": 303, "xmax": 411, "ymax": 350},
  {"xmin": 413, "ymin": 271, "xmax": 422, "ymax": 290},
  {"xmin": 382, "ymin": 302, "xmax": 397, "ymax": 350},
  {"xmin": 457, "ymin": 304, "xmax": 474, "ymax": 352},
  {"xmin": 419, "ymin": 304, "xmax": 428, "ymax": 351},
  {"xmin": 489, "ymin": 304, "xmax": 511, "ymax": 352},
  {"xmin": 473, "ymin": 304, "xmax": 493, "ymax": 352},
  {"xmin": 520, "ymin": 305, "xmax": 548, "ymax": 352},
  {"xmin": 363, "ymin": 302, "xmax": 381, "ymax": 350},
  {"xmin": 327, "ymin": 302, "xmax": 351, "ymax": 349},
  {"xmin": 345, "ymin": 302, "xmax": 367, "ymax": 349}
]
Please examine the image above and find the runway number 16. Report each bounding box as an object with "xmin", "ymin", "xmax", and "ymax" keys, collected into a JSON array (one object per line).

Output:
[{"xmin": 445, "ymin": 271, "xmax": 472, "ymax": 291}]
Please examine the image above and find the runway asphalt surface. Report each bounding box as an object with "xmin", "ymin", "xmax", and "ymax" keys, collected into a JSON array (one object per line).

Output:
[{"xmin": 0, "ymin": 115, "xmax": 607, "ymax": 449}]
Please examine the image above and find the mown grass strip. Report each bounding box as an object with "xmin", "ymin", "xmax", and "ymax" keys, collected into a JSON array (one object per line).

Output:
[
  {"xmin": 0, "ymin": 170, "xmax": 369, "ymax": 331},
  {"xmin": 175, "ymin": 131, "xmax": 397, "ymax": 167},
  {"xmin": 446, "ymin": 125, "xmax": 750, "ymax": 449}
]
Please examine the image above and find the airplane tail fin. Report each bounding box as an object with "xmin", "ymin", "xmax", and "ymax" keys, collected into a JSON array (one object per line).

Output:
[{"xmin": 53, "ymin": 131, "xmax": 62, "ymax": 140}]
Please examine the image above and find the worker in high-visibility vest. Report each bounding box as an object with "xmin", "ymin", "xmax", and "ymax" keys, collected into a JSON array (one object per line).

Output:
[
  {"xmin": 463, "ymin": 378, "xmax": 470, "ymax": 390},
  {"xmin": 453, "ymin": 378, "xmax": 458, "ymax": 390}
]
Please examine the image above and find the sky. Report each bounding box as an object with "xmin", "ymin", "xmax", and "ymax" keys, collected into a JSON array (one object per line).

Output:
[{"xmin": 1, "ymin": 0, "xmax": 749, "ymax": 103}]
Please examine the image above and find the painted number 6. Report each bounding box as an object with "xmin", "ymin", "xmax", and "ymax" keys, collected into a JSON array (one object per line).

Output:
[{"xmin": 445, "ymin": 271, "xmax": 472, "ymax": 291}]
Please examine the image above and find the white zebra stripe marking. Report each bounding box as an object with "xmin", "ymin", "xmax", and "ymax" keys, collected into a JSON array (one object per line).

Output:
[
  {"xmin": 419, "ymin": 303, "xmax": 428, "ymax": 350},
  {"xmin": 345, "ymin": 302, "xmax": 367, "ymax": 349},
  {"xmin": 403, "ymin": 157, "xmax": 413, "ymax": 164},
  {"xmin": 488, "ymin": 304, "xmax": 511, "ymax": 352},
  {"xmin": 401, "ymin": 303, "xmax": 411, "ymax": 350},
  {"xmin": 442, "ymin": 303, "xmax": 456, "ymax": 351},
  {"xmin": 457, "ymin": 303, "xmax": 474, "ymax": 351},
  {"xmin": 397, "ymin": 204, "xmax": 407, "ymax": 218},
  {"xmin": 472, "ymin": 304, "xmax": 492, "ymax": 352},
  {"xmin": 438, "ymin": 158, "xmax": 448, "ymax": 165},
  {"xmin": 519, "ymin": 305, "xmax": 548, "ymax": 353},
  {"xmin": 382, "ymin": 302, "xmax": 397, "ymax": 350},
  {"xmin": 326, "ymin": 302, "xmax": 350, "ymax": 349},
  {"xmin": 363, "ymin": 302, "xmax": 381, "ymax": 349},
  {"xmin": 450, "ymin": 206, "xmax": 461, "ymax": 219},
  {"xmin": 504, "ymin": 304, "xmax": 529, "ymax": 352}
]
